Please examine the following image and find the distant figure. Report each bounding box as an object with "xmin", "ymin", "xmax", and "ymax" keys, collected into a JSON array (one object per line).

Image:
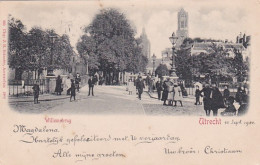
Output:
[
  {"xmin": 235, "ymin": 87, "xmax": 246, "ymax": 105},
  {"xmin": 32, "ymin": 80, "xmax": 40, "ymax": 104},
  {"xmin": 223, "ymin": 85, "xmax": 230, "ymax": 105},
  {"xmin": 237, "ymin": 94, "xmax": 249, "ymax": 116},
  {"xmin": 221, "ymin": 96, "xmax": 236, "ymax": 116},
  {"xmin": 136, "ymin": 76, "xmax": 145, "ymax": 100},
  {"xmin": 167, "ymin": 82, "xmax": 174, "ymax": 106},
  {"xmin": 195, "ymin": 85, "xmax": 201, "ymax": 105},
  {"xmin": 162, "ymin": 79, "xmax": 169, "ymax": 105},
  {"xmin": 55, "ymin": 75, "xmax": 62, "ymax": 95},
  {"xmin": 88, "ymin": 76, "xmax": 95, "ymax": 96},
  {"xmin": 156, "ymin": 79, "xmax": 163, "ymax": 100},
  {"xmin": 70, "ymin": 79, "xmax": 76, "ymax": 102},
  {"xmin": 65, "ymin": 76, "xmax": 71, "ymax": 95},
  {"xmin": 173, "ymin": 83, "xmax": 183, "ymax": 107},
  {"xmin": 75, "ymin": 73, "xmax": 81, "ymax": 92},
  {"xmin": 128, "ymin": 79, "xmax": 135, "ymax": 95}
]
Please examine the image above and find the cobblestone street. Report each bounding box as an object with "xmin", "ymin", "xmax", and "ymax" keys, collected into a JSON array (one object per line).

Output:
[{"xmin": 8, "ymin": 85, "xmax": 211, "ymax": 116}]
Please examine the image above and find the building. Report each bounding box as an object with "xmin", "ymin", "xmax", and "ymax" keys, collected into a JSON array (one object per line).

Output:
[
  {"xmin": 176, "ymin": 8, "xmax": 189, "ymax": 48},
  {"xmin": 139, "ymin": 28, "xmax": 151, "ymax": 59}
]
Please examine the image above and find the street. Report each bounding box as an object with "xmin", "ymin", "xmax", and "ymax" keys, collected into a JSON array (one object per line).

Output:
[{"xmin": 9, "ymin": 85, "xmax": 206, "ymax": 116}]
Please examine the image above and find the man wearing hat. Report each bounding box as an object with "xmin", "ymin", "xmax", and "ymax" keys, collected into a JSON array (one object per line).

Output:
[{"xmin": 136, "ymin": 76, "xmax": 145, "ymax": 100}]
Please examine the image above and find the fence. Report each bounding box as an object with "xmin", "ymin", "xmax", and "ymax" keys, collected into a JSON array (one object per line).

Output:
[
  {"xmin": 8, "ymin": 75, "xmax": 89, "ymax": 97},
  {"xmin": 185, "ymin": 84, "xmax": 249, "ymax": 96},
  {"xmin": 9, "ymin": 79, "xmax": 46, "ymax": 97}
]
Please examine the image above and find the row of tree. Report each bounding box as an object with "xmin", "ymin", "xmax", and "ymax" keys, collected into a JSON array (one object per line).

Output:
[
  {"xmin": 155, "ymin": 38, "xmax": 249, "ymax": 85},
  {"xmin": 76, "ymin": 9, "xmax": 148, "ymax": 84},
  {"xmin": 9, "ymin": 16, "xmax": 74, "ymax": 80}
]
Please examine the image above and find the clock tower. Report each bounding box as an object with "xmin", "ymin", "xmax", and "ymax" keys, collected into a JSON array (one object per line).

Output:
[{"xmin": 176, "ymin": 8, "xmax": 189, "ymax": 48}]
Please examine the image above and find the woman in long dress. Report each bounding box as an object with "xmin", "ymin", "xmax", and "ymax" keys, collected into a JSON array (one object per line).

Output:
[
  {"xmin": 167, "ymin": 82, "xmax": 174, "ymax": 106},
  {"xmin": 128, "ymin": 79, "xmax": 134, "ymax": 95},
  {"xmin": 173, "ymin": 84, "xmax": 183, "ymax": 107}
]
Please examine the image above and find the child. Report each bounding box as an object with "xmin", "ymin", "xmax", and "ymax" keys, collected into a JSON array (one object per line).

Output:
[
  {"xmin": 32, "ymin": 80, "xmax": 40, "ymax": 104},
  {"xmin": 221, "ymin": 96, "xmax": 236, "ymax": 116},
  {"xmin": 194, "ymin": 85, "xmax": 201, "ymax": 105},
  {"xmin": 70, "ymin": 79, "xmax": 76, "ymax": 102}
]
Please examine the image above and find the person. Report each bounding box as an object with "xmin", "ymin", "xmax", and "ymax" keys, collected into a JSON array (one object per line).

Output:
[
  {"xmin": 235, "ymin": 87, "xmax": 245, "ymax": 105},
  {"xmin": 88, "ymin": 76, "xmax": 95, "ymax": 96},
  {"xmin": 70, "ymin": 79, "xmax": 76, "ymax": 102},
  {"xmin": 162, "ymin": 79, "xmax": 169, "ymax": 105},
  {"xmin": 223, "ymin": 85, "xmax": 230, "ymax": 105},
  {"xmin": 136, "ymin": 76, "xmax": 145, "ymax": 100},
  {"xmin": 156, "ymin": 79, "xmax": 163, "ymax": 100},
  {"xmin": 200, "ymin": 83, "xmax": 212, "ymax": 116},
  {"xmin": 146, "ymin": 74, "xmax": 152, "ymax": 93},
  {"xmin": 32, "ymin": 80, "xmax": 40, "ymax": 104},
  {"xmin": 65, "ymin": 76, "xmax": 71, "ymax": 95},
  {"xmin": 93, "ymin": 73, "xmax": 98, "ymax": 86},
  {"xmin": 211, "ymin": 83, "xmax": 225, "ymax": 116},
  {"xmin": 237, "ymin": 94, "xmax": 249, "ymax": 116},
  {"xmin": 75, "ymin": 73, "xmax": 81, "ymax": 92},
  {"xmin": 128, "ymin": 79, "xmax": 135, "ymax": 95},
  {"xmin": 221, "ymin": 96, "xmax": 236, "ymax": 116},
  {"xmin": 167, "ymin": 81, "xmax": 174, "ymax": 106},
  {"xmin": 173, "ymin": 83, "xmax": 183, "ymax": 107},
  {"xmin": 55, "ymin": 75, "xmax": 62, "ymax": 95},
  {"xmin": 195, "ymin": 85, "xmax": 201, "ymax": 105}
]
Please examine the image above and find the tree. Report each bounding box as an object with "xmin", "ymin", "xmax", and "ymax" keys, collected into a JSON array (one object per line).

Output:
[
  {"xmin": 155, "ymin": 64, "xmax": 169, "ymax": 78},
  {"xmin": 9, "ymin": 16, "xmax": 74, "ymax": 80},
  {"xmin": 77, "ymin": 8, "xmax": 148, "ymax": 84},
  {"xmin": 176, "ymin": 48, "xmax": 192, "ymax": 83},
  {"xmin": 8, "ymin": 16, "xmax": 28, "ymax": 80}
]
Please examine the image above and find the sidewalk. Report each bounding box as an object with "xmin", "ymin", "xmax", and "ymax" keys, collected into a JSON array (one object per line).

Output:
[{"xmin": 8, "ymin": 93, "xmax": 70, "ymax": 103}]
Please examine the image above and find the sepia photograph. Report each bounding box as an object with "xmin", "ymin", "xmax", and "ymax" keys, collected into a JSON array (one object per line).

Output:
[
  {"xmin": 7, "ymin": 2, "xmax": 250, "ymax": 116},
  {"xmin": 0, "ymin": 1, "xmax": 259, "ymax": 165}
]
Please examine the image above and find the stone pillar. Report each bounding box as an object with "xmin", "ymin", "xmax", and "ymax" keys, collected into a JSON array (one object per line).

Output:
[{"xmin": 45, "ymin": 75, "xmax": 56, "ymax": 94}]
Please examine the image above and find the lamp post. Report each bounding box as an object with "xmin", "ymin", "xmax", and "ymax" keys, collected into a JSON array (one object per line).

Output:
[
  {"xmin": 169, "ymin": 32, "xmax": 179, "ymax": 81},
  {"xmin": 152, "ymin": 53, "xmax": 156, "ymax": 77},
  {"xmin": 47, "ymin": 35, "xmax": 58, "ymax": 76},
  {"xmin": 85, "ymin": 54, "xmax": 89, "ymax": 75}
]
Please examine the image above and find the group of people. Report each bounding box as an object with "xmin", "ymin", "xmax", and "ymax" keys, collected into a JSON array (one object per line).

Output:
[
  {"xmin": 32, "ymin": 73, "xmax": 98, "ymax": 103},
  {"xmin": 155, "ymin": 78, "xmax": 183, "ymax": 107},
  {"xmin": 196, "ymin": 83, "xmax": 248, "ymax": 116},
  {"xmin": 54, "ymin": 73, "xmax": 82, "ymax": 102}
]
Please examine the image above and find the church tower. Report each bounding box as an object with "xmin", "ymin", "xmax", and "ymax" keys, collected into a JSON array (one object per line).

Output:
[
  {"xmin": 176, "ymin": 8, "xmax": 189, "ymax": 48},
  {"xmin": 140, "ymin": 28, "xmax": 151, "ymax": 59}
]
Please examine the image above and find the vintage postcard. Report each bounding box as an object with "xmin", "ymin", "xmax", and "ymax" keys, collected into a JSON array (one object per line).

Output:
[{"xmin": 0, "ymin": 0, "xmax": 259, "ymax": 164}]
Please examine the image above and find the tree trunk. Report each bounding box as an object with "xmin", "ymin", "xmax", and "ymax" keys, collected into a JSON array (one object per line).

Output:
[{"xmin": 15, "ymin": 69, "xmax": 23, "ymax": 80}]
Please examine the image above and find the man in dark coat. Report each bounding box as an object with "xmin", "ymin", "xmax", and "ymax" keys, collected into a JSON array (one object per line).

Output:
[
  {"xmin": 200, "ymin": 84, "xmax": 212, "ymax": 116},
  {"xmin": 55, "ymin": 75, "xmax": 62, "ymax": 95},
  {"xmin": 88, "ymin": 76, "xmax": 95, "ymax": 96},
  {"xmin": 32, "ymin": 81, "xmax": 40, "ymax": 104},
  {"xmin": 136, "ymin": 76, "xmax": 145, "ymax": 100},
  {"xmin": 75, "ymin": 73, "xmax": 81, "ymax": 92},
  {"xmin": 211, "ymin": 83, "xmax": 224, "ymax": 116},
  {"xmin": 156, "ymin": 79, "xmax": 163, "ymax": 100},
  {"xmin": 70, "ymin": 79, "xmax": 76, "ymax": 102},
  {"xmin": 162, "ymin": 79, "xmax": 169, "ymax": 105},
  {"xmin": 223, "ymin": 85, "xmax": 230, "ymax": 105}
]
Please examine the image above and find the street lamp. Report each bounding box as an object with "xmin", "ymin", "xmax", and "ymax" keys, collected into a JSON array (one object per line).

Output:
[
  {"xmin": 169, "ymin": 32, "xmax": 178, "ymax": 80},
  {"xmin": 152, "ymin": 53, "xmax": 156, "ymax": 77},
  {"xmin": 47, "ymin": 35, "xmax": 58, "ymax": 76}
]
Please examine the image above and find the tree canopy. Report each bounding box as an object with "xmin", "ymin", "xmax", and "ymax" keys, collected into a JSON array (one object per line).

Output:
[
  {"xmin": 76, "ymin": 8, "xmax": 148, "ymax": 78},
  {"xmin": 8, "ymin": 16, "xmax": 74, "ymax": 80}
]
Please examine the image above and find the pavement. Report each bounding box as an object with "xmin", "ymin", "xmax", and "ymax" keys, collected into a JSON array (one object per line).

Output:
[{"xmin": 9, "ymin": 85, "xmax": 213, "ymax": 116}]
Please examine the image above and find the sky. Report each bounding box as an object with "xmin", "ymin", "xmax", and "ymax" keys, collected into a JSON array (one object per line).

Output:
[{"xmin": 6, "ymin": 1, "xmax": 251, "ymax": 58}]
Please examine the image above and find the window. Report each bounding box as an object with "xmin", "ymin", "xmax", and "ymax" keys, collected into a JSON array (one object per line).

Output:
[{"xmin": 181, "ymin": 21, "xmax": 185, "ymax": 28}]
